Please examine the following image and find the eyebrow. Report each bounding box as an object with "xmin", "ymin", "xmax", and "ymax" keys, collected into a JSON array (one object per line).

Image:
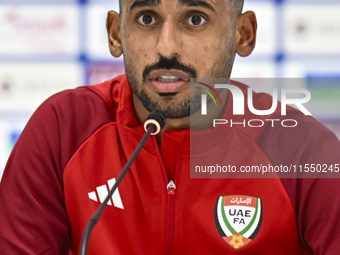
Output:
[{"xmin": 129, "ymin": 0, "xmax": 216, "ymax": 12}]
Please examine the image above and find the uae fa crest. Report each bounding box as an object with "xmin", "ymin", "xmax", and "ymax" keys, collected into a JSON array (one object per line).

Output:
[{"xmin": 214, "ymin": 195, "xmax": 263, "ymax": 249}]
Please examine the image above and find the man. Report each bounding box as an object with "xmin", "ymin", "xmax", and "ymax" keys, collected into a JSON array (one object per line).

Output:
[{"xmin": 0, "ymin": 0, "xmax": 340, "ymax": 254}]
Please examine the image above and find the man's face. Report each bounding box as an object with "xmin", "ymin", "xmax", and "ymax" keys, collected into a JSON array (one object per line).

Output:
[{"xmin": 120, "ymin": 0, "xmax": 237, "ymax": 118}]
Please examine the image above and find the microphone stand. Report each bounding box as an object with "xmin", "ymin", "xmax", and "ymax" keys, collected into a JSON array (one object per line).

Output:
[{"xmin": 80, "ymin": 126, "xmax": 154, "ymax": 255}]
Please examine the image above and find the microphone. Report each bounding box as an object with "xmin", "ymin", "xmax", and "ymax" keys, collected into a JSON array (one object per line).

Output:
[
  {"xmin": 80, "ymin": 110, "xmax": 166, "ymax": 255},
  {"xmin": 144, "ymin": 109, "xmax": 167, "ymax": 135}
]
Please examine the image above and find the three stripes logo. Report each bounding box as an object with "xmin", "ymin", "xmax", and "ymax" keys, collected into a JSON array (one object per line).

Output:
[
  {"xmin": 196, "ymin": 82, "xmax": 223, "ymax": 115},
  {"xmin": 214, "ymin": 195, "xmax": 263, "ymax": 249},
  {"xmin": 88, "ymin": 178, "xmax": 124, "ymax": 209}
]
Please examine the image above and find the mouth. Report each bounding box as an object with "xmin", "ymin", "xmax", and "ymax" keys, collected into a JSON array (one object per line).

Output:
[
  {"xmin": 156, "ymin": 76, "xmax": 183, "ymax": 83},
  {"xmin": 149, "ymin": 70, "xmax": 190, "ymax": 96}
]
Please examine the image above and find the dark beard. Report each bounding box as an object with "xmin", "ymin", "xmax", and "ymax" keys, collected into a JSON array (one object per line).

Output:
[
  {"xmin": 124, "ymin": 55, "xmax": 201, "ymax": 118},
  {"xmin": 125, "ymin": 62, "xmax": 201, "ymax": 118},
  {"xmin": 135, "ymin": 88, "xmax": 202, "ymax": 118},
  {"xmin": 123, "ymin": 46, "xmax": 235, "ymax": 119}
]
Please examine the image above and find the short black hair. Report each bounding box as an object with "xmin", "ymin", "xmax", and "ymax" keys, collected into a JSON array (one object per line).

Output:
[
  {"xmin": 119, "ymin": 0, "xmax": 244, "ymax": 15},
  {"xmin": 231, "ymin": 0, "xmax": 244, "ymax": 15}
]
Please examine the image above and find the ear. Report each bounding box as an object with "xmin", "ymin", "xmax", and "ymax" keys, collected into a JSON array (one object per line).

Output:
[
  {"xmin": 106, "ymin": 10, "xmax": 123, "ymax": 57},
  {"xmin": 234, "ymin": 11, "xmax": 257, "ymax": 57}
]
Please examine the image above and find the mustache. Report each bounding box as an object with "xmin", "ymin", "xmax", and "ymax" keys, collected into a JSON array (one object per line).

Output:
[{"xmin": 143, "ymin": 56, "xmax": 197, "ymax": 82}]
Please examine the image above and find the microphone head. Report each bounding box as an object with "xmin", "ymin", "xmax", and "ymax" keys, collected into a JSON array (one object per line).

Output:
[
  {"xmin": 146, "ymin": 110, "xmax": 167, "ymax": 128},
  {"xmin": 144, "ymin": 110, "xmax": 167, "ymax": 135}
]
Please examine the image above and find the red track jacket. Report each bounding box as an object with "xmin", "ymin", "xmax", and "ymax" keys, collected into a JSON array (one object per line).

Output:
[{"xmin": 1, "ymin": 74, "xmax": 340, "ymax": 254}]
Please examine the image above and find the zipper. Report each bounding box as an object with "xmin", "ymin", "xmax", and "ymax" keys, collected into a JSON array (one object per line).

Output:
[
  {"xmin": 167, "ymin": 180, "xmax": 176, "ymax": 195},
  {"xmin": 166, "ymin": 180, "xmax": 176, "ymax": 255},
  {"xmin": 150, "ymin": 136, "xmax": 179, "ymax": 255},
  {"xmin": 165, "ymin": 143, "xmax": 182, "ymax": 255}
]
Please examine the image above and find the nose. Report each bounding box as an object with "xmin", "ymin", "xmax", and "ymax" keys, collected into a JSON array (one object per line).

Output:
[{"xmin": 156, "ymin": 16, "xmax": 182, "ymax": 59}]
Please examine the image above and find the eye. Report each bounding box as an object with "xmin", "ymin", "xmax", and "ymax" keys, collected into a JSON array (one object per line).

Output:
[
  {"xmin": 187, "ymin": 15, "xmax": 207, "ymax": 26},
  {"xmin": 137, "ymin": 14, "xmax": 156, "ymax": 25}
]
